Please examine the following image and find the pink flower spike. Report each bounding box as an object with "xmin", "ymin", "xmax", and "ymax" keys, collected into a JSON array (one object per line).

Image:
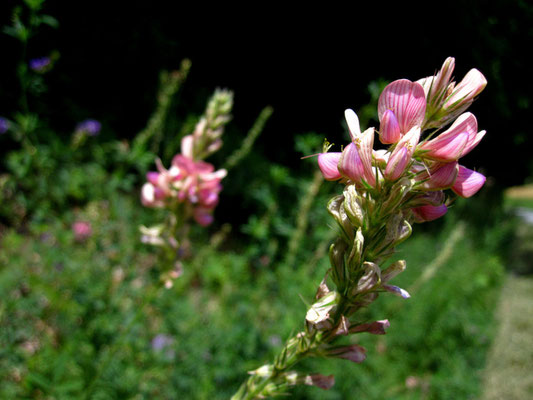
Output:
[
  {"xmin": 338, "ymin": 143, "xmax": 365, "ymax": 183},
  {"xmin": 452, "ymin": 165, "xmax": 486, "ymax": 198},
  {"xmin": 379, "ymin": 109, "xmax": 401, "ymax": 144},
  {"xmin": 344, "ymin": 109, "xmax": 361, "ymax": 140},
  {"xmin": 318, "ymin": 152, "xmax": 342, "ymax": 181},
  {"xmin": 411, "ymin": 204, "xmax": 448, "ymax": 222},
  {"xmin": 378, "ymin": 79, "xmax": 426, "ymax": 133}
]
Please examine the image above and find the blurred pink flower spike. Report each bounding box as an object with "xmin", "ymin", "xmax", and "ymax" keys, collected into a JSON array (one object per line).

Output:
[
  {"xmin": 327, "ymin": 344, "xmax": 367, "ymax": 363},
  {"xmin": 73, "ymin": 221, "xmax": 92, "ymax": 241},
  {"xmin": 385, "ymin": 126, "xmax": 420, "ymax": 181},
  {"xmin": 452, "ymin": 165, "xmax": 486, "ymax": 198},
  {"xmin": 378, "ymin": 79, "xmax": 426, "ymax": 137},
  {"xmin": 349, "ymin": 319, "xmax": 391, "ymax": 335},
  {"xmin": 411, "ymin": 204, "xmax": 448, "ymax": 223},
  {"xmin": 318, "ymin": 152, "xmax": 342, "ymax": 181},
  {"xmin": 379, "ymin": 109, "xmax": 402, "ymax": 144}
]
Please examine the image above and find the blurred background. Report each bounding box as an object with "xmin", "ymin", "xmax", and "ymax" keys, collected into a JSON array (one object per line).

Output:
[{"xmin": 1, "ymin": 0, "xmax": 532, "ymax": 399}]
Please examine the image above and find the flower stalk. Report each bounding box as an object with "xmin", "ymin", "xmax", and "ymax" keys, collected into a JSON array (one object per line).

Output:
[{"xmin": 232, "ymin": 57, "xmax": 488, "ymax": 399}]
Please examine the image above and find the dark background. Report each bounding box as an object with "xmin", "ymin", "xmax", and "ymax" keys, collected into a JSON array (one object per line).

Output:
[{"xmin": 1, "ymin": 0, "xmax": 532, "ymax": 187}]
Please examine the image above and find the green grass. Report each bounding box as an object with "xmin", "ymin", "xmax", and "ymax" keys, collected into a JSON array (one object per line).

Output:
[
  {"xmin": 482, "ymin": 275, "xmax": 533, "ymax": 400},
  {"xmin": 0, "ymin": 189, "xmax": 508, "ymax": 399}
]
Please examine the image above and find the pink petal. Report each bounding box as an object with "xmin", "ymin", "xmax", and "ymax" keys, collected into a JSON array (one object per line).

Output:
[
  {"xmin": 411, "ymin": 204, "xmax": 448, "ymax": 222},
  {"xmin": 445, "ymin": 69, "xmax": 487, "ymax": 108},
  {"xmin": 461, "ymin": 130, "xmax": 486, "ymax": 157},
  {"xmin": 385, "ymin": 146, "xmax": 409, "ymax": 181},
  {"xmin": 419, "ymin": 162, "xmax": 459, "ymax": 191},
  {"xmin": 318, "ymin": 152, "xmax": 342, "ymax": 181},
  {"xmin": 452, "ymin": 165, "xmax": 486, "ymax": 198},
  {"xmin": 378, "ymin": 79, "xmax": 426, "ymax": 133},
  {"xmin": 344, "ymin": 109, "xmax": 361, "ymax": 140},
  {"xmin": 420, "ymin": 132, "xmax": 469, "ymax": 162},
  {"xmin": 146, "ymin": 171, "xmax": 160, "ymax": 185},
  {"xmin": 338, "ymin": 143, "xmax": 365, "ymax": 183}
]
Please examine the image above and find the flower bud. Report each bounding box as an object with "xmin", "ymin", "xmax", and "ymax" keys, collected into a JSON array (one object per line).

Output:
[
  {"xmin": 338, "ymin": 142, "xmax": 365, "ymax": 184},
  {"xmin": 326, "ymin": 344, "xmax": 367, "ymax": 363},
  {"xmin": 327, "ymin": 195, "xmax": 353, "ymax": 240},
  {"xmin": 349, "ymin": 319, "xmax": 391, "ymax": 335},
  {"xmin": 329, "ymin": 239, "xmax": 348, "ymax": 289},
  {"xmin": 379, "ymin": 109, "xmax": 402, "ymax": 144},
  {"xmin": 355, "ymin": 261, "xmax": 381, "ymax": 293},
  {"xmin": 343, "ymin": 184, "xmax": 364, "ymax": 227},
  {"xmin": 382, "ymin": 284, "xmax": 411, "ymax": 299},
  {"xmin": 385, "ymin": 126, "xmax": 420, "ymax": 181},
  {"xmin": 381, "ymin": 260, "xmax": 406, "ymax": 282}
]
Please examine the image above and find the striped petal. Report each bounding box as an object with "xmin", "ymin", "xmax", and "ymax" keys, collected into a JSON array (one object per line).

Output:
[
  {"xmin": 378, "ymin": 79, "xmax": 426, "ymax": 133},
  {"xmin": 338, "ymin": 143, "xmax": 365, "ymax": 183},
  {"xmin": 318, "ymin": 152, "xmax": 342, "ymax": 181},
  {"xmin": 452, "ymin": 165, "xmax": 486, "ymax": 198},
  {"xmin": 344, "ymin": 109, "xmax": 361, "ymax": 140}
]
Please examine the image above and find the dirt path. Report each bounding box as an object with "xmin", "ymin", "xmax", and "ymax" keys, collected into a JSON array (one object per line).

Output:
[{"xmin": 481, "ymin": 274, "xmax": 533, "ymax": 400}]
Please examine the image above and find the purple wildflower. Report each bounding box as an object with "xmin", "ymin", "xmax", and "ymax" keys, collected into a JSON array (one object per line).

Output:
[
  {"xmin": 0, "ymin": 117, "xmax": 8, "ymax": 134},
  {"xmin": 151, "ymin": 334, "xmax": 173, "ymax": 351},
  {"xmin": 29, "ymin": 57, "xmax": 51, "ymax": 72},
  {"xmin": 76, "ymin": 119, "xmax": 101, "ymax": 136}
]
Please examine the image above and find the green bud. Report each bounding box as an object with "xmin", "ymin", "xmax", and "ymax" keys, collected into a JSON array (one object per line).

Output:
[
  {"xmin": 343, "ymin": 184, "xmax": 365, "ymax": 228},
  {"xmin": 329, "ymin": 239, "xmax": 348, "ymax": 291},
  {"xmin": 327, "ymin": 195, "xmax": 353, "ymax": 241},
  {"xmin": 346, "ymin": 227, "xmax": 364, "ymax": 275}
]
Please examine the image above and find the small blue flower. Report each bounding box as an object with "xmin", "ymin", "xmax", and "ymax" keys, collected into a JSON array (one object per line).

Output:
[
  {"xmin": 76, "ymin": 119, "xmax": 101, "ymax": 136},
  {"xmin": 29, "ymin": 57, "xmax": 51, "ymax": 72},
  {"xmin": 0, "ymin": 117, "xmax": 9, "ymax": 134}
]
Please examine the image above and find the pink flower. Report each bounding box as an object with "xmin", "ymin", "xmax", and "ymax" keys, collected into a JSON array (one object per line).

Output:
[
  {"xmin": 72, "ymin": 221, "xmax": 92, "ymax": 241},
  {"xmin": 452, "ymin": 165, "xmax": 486, "ymax": 198},
  {"xmin": 378, "ymin": 79, "xmax": 426, "ymax": 143},
  {"xmin": 338, "ymin": 128, "xmax": 376, "ymax": 187}
]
